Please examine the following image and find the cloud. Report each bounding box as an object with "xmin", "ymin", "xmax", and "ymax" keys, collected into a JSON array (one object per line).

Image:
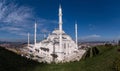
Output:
[
  {"xmin": 10, "ymin": 31, "xmax": 27, "ymax": 36},
  {"xmin": 0, "ymin": 26, "xmax": 27, "ymax": 36},
  {"xmin": 37, "ymin": 18, "xmax": 57, "ymax": 29},
  {"xmin": 0, "ymin": 27, "xmax": 22, "ymax": 31},
  {"xmin": 0, "ymin": 0, "xmax": 57, "ymax": 40},
  {"xmin": 37, "ymin": 18, "xmax": 57, "ymax": 24},
  {"xmin": 87, "ymin": 34, "xmax": 101, "ymax": 38},
  {"xmin": 41, "ymin": 28, "xmax": 50, "ymax": 33},
  {"xmin": 0, "ymin": 0, "xmax": 34, "ymax": 36},
  {"xmin": 36, "ymin": 18, "xmax": 57, "ymax": 34},
  {"xmin": 79, "ymin": 34, "xmax": 101, "ymax": 40},
  {"xmin": 0, "ymin": 0, "xmax": 33, "ymax": 24}
]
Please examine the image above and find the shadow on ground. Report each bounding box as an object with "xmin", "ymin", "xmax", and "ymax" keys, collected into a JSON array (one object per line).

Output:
[{"xmin": 0, "ymin": 47, "xmax": 46, "ymax": 71}]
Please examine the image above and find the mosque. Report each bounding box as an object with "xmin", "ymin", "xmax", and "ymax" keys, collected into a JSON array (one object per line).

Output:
[{"xmin": 22, "ymin": 5, "xmax": 86, "ymax": 63}]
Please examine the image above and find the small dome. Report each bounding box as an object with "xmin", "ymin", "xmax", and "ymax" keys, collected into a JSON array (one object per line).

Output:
[{"xmin": 52, "ymin": 29, "xmax": 65, "ymax": 34}]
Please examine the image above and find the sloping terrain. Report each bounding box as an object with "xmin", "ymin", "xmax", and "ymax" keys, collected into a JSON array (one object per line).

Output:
[
  {"xmin": 0, "ymin": 46, "xmax": 39, "ymax": 71},
  {"xmin": 0, "ymin": 45, "xmax": 120, "ymax": 71}
]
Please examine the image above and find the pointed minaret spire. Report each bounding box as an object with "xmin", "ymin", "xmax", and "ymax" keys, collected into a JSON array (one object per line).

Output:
[
  {"xmin": 28, "ymin": 33, "xmax": 30, "ymax": 47},
  {"xmin": 59, "ymin": 4, "xmax": 63, "ymax": 51},
  {"xmin": 75, "ymin": 21, "xmax": 78, "ymax": 49},
  {"xmin": 59, "ymin": 4, "xmax": 61, "ymax": 10},
  {"xmin": 34, "ymin": 22, "xmax": 37, "ymax": 46},
  {"xmin": 59, "ymin": 4, "xmax": 62, "ymax": 24}
]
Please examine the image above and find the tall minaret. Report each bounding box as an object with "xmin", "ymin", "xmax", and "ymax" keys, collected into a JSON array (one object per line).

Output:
[
  {"xmin": 28, "ymin": 33, "xmax": 30, "ymax": 47},
  {"xmin": 59, "ymin": 5, "xmax": 63, "ymax": 50},
  {"xmin": 75, "ymin": 22, "xmax": 78, "ymax": 49},
  {"xmin": 34, "ymin": 22, "xmax": 37, "ymax": 46}
]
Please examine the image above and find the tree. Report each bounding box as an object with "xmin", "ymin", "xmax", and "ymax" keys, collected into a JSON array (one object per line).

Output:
[{"xmin": 118, "ymin": 40, "xmax": 120, "ymax": 46}]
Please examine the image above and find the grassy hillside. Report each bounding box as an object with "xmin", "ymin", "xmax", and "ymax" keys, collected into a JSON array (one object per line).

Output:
[
  {"xmin": 0, "ymin": 47, "xmax": 39, "ymax": 71},
  {"xmin": 27, "ymin": 45, "xmax": 119, "ymax": 71},
  {"xmin": 0, "ymin": 45, "xmax": 120, "ymax": 71}
]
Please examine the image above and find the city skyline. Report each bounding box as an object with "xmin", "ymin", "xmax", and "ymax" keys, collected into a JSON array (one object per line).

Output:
[{"xmin": 0, "ymin": 0, "xmax": 120, "ymax": 42}]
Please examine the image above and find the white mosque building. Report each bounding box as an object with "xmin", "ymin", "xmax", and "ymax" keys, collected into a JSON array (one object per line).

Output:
[{"xmin": 22, "ymin": 5, "xmax": 86, "ymax": 63}]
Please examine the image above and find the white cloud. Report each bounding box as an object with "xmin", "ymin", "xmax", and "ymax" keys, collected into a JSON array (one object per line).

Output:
[
  {"xmin": 0, "ymin": 0, "xmax": 33, "ymax": 25},
  {"xmin": 37, "ymin": 18, "xmax": 57, "ymax": 24},
  {"xmin": 10, "ymin": 31, "xmax": 27, "ymax": 36},
  {"xmin": 0, "ymin": 26, "xmax": 27, "ymax": 36},
  {"xmin": 0, "ymin": 0, "xmax": 32, "ymax": 36},
  {"xmin": 0, "ymin": 27, "xmax": 22, "ymax": 31},
  {"xmin": 79, "ymin": 34, "xmax": 101, "ymax": 40},
  {"xmin": 41, "ymin": 28, "xmax": 50, "ymax": 33},
  {"xmin": 0, "ymin": 0, "xmax": 57, "ymax": 38},
  {"xmin": 87, "ymin": 34, "xmax": 101, "ymax": 38}
]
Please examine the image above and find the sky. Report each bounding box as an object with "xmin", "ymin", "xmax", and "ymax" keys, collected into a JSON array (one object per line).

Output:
[{"xmin": 0, "ymin": 0, "xmax": 120, "ymax": 42}]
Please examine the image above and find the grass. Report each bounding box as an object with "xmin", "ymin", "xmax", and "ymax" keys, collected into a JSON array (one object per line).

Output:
[
  {"xmin": 0, "ymin": 47, "xmax": 39, "ymax": 71},
  {"xmin": 0, "ymin": 45, "xmax": 120, "ymax": 71}
]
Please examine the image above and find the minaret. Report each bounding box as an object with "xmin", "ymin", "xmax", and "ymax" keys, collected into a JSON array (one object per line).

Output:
[
  {"xmin": 59, "ymin": 5, "xmax": 63, "ymax": 51},
  {"xmin": 75, "ymin": 22, "xmax": 78, "ymax": 49},
  {"xmin": 34, "ymin": 22, "xmax": 37, "ymax": 46},
  {"xmin": 28, "ymin": 33, "xmax": 30, "ymax": 47}
]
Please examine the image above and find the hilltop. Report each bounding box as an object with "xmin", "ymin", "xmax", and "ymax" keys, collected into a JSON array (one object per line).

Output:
[{"xmin": 0, "ymin": 45, "xmax": 120, "ymax": 71}]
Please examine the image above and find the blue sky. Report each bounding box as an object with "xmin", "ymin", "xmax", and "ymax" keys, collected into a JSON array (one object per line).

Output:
[{"xmin": 0, "ymin": 0, "xmax": 120, "ymax": 42}]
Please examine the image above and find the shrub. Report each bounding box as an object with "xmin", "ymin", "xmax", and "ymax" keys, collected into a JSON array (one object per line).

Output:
[{"xmin": 84, "ymin": 47, "xmax": 100, "ymax": 58}]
